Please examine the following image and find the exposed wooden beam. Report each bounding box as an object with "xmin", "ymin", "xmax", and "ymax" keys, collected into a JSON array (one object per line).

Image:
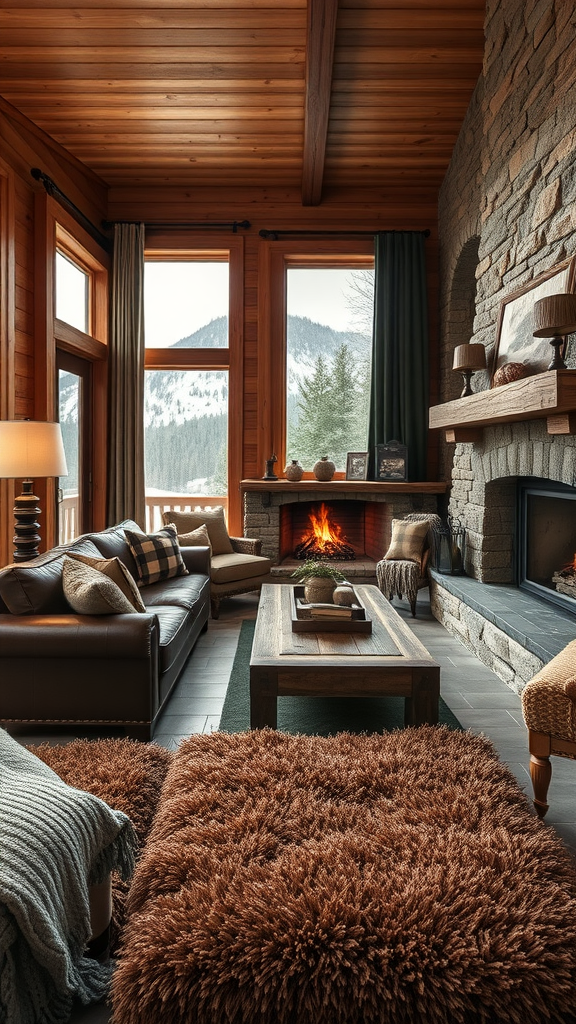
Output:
[{"xmin": 302, "ymin": 0, "xmax": 338, "ymax": 207}]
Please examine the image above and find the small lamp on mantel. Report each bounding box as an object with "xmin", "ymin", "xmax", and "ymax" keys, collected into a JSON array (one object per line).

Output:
[
  {"xmin": 452, "ymin": 343, "xmax": 487, "ymax": 397},
  {"xmin": 0, "ymin": 420, "xmax": 68, "ymax": 562},
  {"xmin": 533, "ymin": 293, "xmax": 576, "ymax": 370}
]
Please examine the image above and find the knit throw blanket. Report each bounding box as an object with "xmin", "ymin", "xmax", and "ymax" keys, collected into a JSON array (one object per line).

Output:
[{"xmin": 0, "ymin": 729, "xmax": 137, "ymax": 1024}]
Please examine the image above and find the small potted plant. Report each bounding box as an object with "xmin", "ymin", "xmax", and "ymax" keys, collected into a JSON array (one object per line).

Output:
[{"xmin": 291, "ymin": 558, "xmax": 347, "ymax": 604}]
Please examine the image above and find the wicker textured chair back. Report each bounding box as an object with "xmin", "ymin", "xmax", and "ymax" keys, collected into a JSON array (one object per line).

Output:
[
  {"xmin": 376, "ymin": 513, "xmax": 442, "ymax": 617},
  {"xmin": 521, "ymin": 639, "xmax": 576, "ymax": 817}
]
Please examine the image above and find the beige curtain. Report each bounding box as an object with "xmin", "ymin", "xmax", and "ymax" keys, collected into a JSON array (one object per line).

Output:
[{"xmin": 107, "ymin": 223, "xmax": 146, "ymax": 528}]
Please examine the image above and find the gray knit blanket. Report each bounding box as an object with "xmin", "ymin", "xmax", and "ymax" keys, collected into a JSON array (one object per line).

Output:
[{"xmin": 0, "ymin": 729, "xmax": 137, "ymax": 1024}]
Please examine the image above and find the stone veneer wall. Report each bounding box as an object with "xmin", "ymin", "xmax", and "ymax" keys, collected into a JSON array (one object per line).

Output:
[
  {"xmin": 243, "ymin": 489, "xmax": 438, "ymax": 564},
  {"xmin": 434, "ymin": 0, "xmax": 576, "ymax": 680}
]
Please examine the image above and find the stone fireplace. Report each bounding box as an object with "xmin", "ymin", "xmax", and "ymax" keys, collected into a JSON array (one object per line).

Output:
[
  {"xmin": 242, "ymin": 481, "xmax": 442, "ymax": 578},
  {"xmin": 429, "ymin": 420, "xmax": 576, "ymax": 692}
]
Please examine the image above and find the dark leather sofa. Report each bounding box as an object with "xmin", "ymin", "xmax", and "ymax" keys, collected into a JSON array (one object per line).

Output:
[{"xmin": 0, "ymin": 520, "xmax": 210, "ymax": 740}]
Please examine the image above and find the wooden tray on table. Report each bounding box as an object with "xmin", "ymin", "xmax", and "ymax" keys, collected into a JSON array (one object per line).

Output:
[{"xmin": 290, "ymin": 585, "xmax": 372, "ymax": 633}]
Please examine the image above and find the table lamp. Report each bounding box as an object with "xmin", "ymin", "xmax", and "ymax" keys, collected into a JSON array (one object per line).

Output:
[
  {"xmin": 452, "ymin": 343, "xmax": 487, "ymax": 397},
  {"xmin": 533, "ymin": 293, "xmax": 576, "ymax": 370},
  {"xmin": 0, "ymin": 419, "xmax": 68, "ymax": 562}
]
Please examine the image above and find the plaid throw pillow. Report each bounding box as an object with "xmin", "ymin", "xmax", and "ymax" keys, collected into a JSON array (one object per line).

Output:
[
  {"xmin": 124, "ymin": 524, "xmax": 188, "ymax": 587},
  {"xmin": 384, "ymin": 519, "xmax": 429, "ymax": 564}
]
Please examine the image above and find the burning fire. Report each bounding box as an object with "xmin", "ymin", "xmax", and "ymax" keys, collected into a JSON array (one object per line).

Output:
[
  {"xmin": 294, "ymin": 503, "xmax": 355, "ymax": 560},
  {"xmin": 561, "ymin": 553, "xmax": 576, "ymax": 573}
]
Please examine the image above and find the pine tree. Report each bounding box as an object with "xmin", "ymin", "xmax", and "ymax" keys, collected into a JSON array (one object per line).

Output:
[{"xmin": 288, "ymin": 344, "xmax": 369, "ymax": 469}]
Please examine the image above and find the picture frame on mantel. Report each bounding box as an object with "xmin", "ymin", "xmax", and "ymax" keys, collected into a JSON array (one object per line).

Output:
[
  {"xmin": 345, "ymin": 451, "xmax": 369, "ymax": 480},
  {"xmin": 491, "ymin": 255, "xmax": 576, "ymax": 384},
  {"xmin": 375, "ymin": 441, "xmax": 408, "ymax": 481}
]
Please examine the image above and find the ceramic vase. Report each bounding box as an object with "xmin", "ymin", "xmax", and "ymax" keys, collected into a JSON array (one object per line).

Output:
[
  {"xmin": 304, "ymin": 577, "xmax": 337, "ymax": 604},
  {"xmin": 284, "ymin": 459, "xmax": 304, "ymax": 482},
  {"xmin": 313, "ymin": 456, "xmax": 335, "ymax": 481}
]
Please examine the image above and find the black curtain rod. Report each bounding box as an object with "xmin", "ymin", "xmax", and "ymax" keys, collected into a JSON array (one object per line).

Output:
[
  {"xmin": 103, "ymin": 219, "xmax": 251, "ymax": 233},
  {"xmin": 259, "ymin": 228, "xmax": 430, "ymax": 240},
  {"xmin": 31, "ymin": 168, "xmax": 113, "ymax": 253}
]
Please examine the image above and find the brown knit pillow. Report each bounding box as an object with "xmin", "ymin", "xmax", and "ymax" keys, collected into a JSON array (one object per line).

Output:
[
  {"xmin": 163, "ymin": 508, "xmax": 233, "ymax": 556},
  {"xmin": 384, "ymin": 519, "xmax": 429, "ymax": 563},
  {"xmin": 177, "ymin": 523, "xmax": 213, "ymax": 557}
]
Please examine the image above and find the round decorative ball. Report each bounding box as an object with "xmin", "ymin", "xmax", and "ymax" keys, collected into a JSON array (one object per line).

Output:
[
  {"xmin": 313, "ymin": 456, "xmax": 336, "ymax": 481},
  {"xmin": 492, "ymin": 362, "xmax": 527, "ymax": 387},
  {"xmin": 284, "ymin": 459, "xmax": 304, "ymax": 482},
  {"xmin": 333, "ymin": 585, "xmax": 356, "ymax": 606}
]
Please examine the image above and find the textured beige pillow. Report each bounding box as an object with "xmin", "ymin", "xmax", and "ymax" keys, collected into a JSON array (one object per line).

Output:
[
  {"xmin": 62, "ymin": 556, "xmax": 139, "ymax": 614},
  {"xmin": 384, "ymin": 519, "xmax": 429, "ymax": 563},
  {"xmin": 66, "ymin": 551, "xmax": 146, "ymax": 611},
  {"xmin": 177, "ymin": 523, "xmax": 213, "ymax": 556},
  {"xmin": 163, "ymin": 507, "xmax": 233, "ymax": 556}
]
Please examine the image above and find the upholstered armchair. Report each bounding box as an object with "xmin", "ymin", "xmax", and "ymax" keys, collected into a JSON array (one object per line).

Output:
[
  {"xmin": 162, "ymin": 508, "xmax": 272, "ymax": 618},
  {"xmin": 376, "ymin": 513, "xmax": 442, "ymax": 617},
  {"xmin": 521, "ymin": 639, "xmax": 576, "ymax": 817}
]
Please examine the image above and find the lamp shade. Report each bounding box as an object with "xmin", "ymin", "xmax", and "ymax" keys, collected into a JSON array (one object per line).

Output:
[
  {"xmin": 533, "ymin": 293, "xmax": 576, "ymax": 338},
  {"xmin": 452, "ymin": 343, "xmax": 487, "ymax": 372},
  {"xmin": 0, "ymin": 420, "xmax": 68, "ymax": 479}
]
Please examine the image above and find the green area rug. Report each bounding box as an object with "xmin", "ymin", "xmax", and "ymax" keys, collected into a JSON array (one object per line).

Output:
[{"xmin": 219, "ymin": 619, "xmax": 462, "ymax": 735}]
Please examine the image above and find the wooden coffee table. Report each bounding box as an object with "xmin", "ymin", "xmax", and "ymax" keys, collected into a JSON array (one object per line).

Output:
[{"xmin": 250, "ymin": 583, "xmax": 440, "ymax": 729}]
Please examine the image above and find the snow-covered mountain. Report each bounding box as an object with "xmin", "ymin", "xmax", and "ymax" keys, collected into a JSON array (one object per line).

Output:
[{"xmin": 59, "ymin": 315, "xmax": 372, "ymax": 430}]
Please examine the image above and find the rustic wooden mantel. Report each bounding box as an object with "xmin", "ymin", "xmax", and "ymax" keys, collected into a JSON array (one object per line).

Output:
[
  {"xmin": 429, "ymin": 369, "xmax": 576, "ymax": 441},
  {"xmin": 241, "ymin": 479, "xmax": 447, "ymax": 494}
]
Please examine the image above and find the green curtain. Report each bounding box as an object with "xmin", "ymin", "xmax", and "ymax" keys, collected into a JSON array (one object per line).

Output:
[
  {"xmin": 107, "ymin": 223, "xmax": 146, "ymax": 528},
  {"xmin": 367, "ymin": 231, "xmax": 429, "ymax": 481}
]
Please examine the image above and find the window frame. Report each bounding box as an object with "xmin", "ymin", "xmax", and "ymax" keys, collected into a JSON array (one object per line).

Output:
[
  {"xmin": 258, "ymin": 239, "xmax": 374, "ymax": 479},
  {"xmin": 33, "ymin": 194, "xmax": 109, "ymax": 546},
  {"xmin": 143, "ymin": 235, "xmax": 244, "ymax": 535}
]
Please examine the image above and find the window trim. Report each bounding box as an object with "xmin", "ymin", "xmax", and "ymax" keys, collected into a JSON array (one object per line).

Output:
[{"xmin": 258, "ymin": 239, "xmax": 374, "ymax": 479}]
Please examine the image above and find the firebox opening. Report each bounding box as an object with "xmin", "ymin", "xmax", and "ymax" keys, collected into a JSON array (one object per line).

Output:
[
  {"xmin": 294, "ymin": 502, "xmax": 355, "ymax": 560},
  {"xmin": 279, "ymin": 499, "xmax": 390, "ymax": 569},
  {"xmin": 518, "ymin": 479, "xmax": 576, "ymax": 612}
]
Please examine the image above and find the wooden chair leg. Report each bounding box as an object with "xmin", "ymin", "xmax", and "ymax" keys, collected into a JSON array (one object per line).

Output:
[
  {"xmin": 210, "ymin": 597, "xmax": 220, "ymax": 619},
  {"xmin": 529, "ymin": 753, "xmax": 552, "ymax": 818}
]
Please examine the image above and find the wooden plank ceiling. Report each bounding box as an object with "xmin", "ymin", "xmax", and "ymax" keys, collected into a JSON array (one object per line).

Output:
[{"xmin": 0, "ymin": 0, "xmax": 485, "ymax": 206}]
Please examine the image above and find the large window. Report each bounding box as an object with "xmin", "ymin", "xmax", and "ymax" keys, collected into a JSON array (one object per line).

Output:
[
  {"xmin": 53, "ymin": 224, "xmax": 108, "ymax": 542},
  {"xmin": 145, "ymin": 369, "xmax": 228, "ymax": 499},
  {"xmin": 144, "ymin": 255, "xmax": 232, "ymax": 529},
  {"xmin": 285, "ymin": 266, "xmax": 374, "ymax": 472}
]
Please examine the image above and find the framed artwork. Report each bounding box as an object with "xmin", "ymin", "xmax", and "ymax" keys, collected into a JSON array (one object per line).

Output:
[
  {"xmin": 345, "ymin": 451, "xmax": 369, "ymax": 480},
  {"xmin": 491, "ymin": 256, "xmax": 576, "ymax": 384},
  {"xmin": 375, "ymin": 440, "xmax": 408, "ymax": 481}
]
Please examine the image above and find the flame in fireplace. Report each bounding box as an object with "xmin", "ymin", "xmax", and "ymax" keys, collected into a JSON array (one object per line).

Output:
[
  {"xmin": 294, "ymin": 503, "xmax": 355, "ymax": 560},
  {"xmin": 562, "ymin": 553, "xmax": 576, "ymax": 572}
]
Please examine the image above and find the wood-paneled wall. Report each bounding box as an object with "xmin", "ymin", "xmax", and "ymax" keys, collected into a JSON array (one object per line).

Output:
[
  {"xmin": 0, "ymin": 100, "xmax": 441, "ymax": 562},
  {"xmin": 0, "ymin": 103, "xmax": 108, "ymax": 566}
]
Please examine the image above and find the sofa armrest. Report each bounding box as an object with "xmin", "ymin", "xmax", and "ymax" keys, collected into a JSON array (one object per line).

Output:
[
  {"xmin": 230, "ymin": 537, "xmax": 262, "ymax": 556},
  {"xmin": 0, "ymin": 613, "xmax": 158, "ymax": 659},
  {"xmin": 179, "ymin": 545, "xmax": 211, "ymax": 575}
]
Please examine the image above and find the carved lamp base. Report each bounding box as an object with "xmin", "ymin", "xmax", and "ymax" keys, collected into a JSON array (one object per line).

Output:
[{"xmin": 13, "ymin": 479, "xmax": 42, "ymax": 562}]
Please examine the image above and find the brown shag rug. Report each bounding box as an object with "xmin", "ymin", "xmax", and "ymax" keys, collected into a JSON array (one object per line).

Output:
[
  {"xmin": 28, "ymin": 737, "xmax": 173, "ymax": 949},
  {"xmin": 111, "ymin": 727, "xmax": 576, "ymax": 1024}
]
